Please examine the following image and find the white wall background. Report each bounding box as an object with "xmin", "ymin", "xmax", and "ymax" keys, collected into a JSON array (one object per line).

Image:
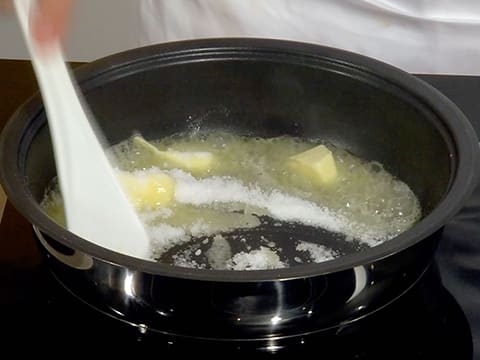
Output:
[{"xmin": 0, "ymin": 0, "xmax": 141, "ymax": 61}]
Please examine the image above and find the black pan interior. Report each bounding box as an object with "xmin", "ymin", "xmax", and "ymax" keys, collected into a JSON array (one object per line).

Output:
[{"xmin": 23, "ymin": 51, "xmax": 454, "ymax": 268}]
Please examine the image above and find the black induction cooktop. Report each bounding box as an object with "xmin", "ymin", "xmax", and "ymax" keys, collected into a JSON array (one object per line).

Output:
[{"xmin": 0, "ymin": 74, "xmax": 479, "ymax": 359}]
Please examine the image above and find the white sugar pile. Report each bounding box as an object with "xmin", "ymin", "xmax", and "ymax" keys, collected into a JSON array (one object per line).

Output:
[
  {"xmin": 168, "ymin": 169, "xmax": 394, "ymax": 245},
  {"xmin": 206, "ymin": 235, "xmax": 232, "ymax": 270},
  {"xmin": 170, "ymin": 169, "xmax": 348, "ymax": 232},
  {"xmin": 296, "ymin": 241, "xmax": 338, "ymax": 263},
  {"xmin": 139, "ymin": 168, "xmax": 399, "ymax": 270},
  {"xmin": 225, "ymin": 246, "xmax": 287, "ymax": 270}
]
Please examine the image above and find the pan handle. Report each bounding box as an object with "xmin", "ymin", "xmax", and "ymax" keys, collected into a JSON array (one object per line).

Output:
[{"xmin": 33, "ymin": 225, "xmax": 93, "ymax": 270}]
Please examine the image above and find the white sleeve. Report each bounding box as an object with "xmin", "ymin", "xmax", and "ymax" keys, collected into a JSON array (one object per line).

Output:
[{"xmin": 139, "ymin": 0, "xmax": 480, "ymax": 75}]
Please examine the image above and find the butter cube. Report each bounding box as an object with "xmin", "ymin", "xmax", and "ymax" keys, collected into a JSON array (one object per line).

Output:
[
  {"xmin": 158, "ymin": 149, "xmax": 214, "ymax": 173},
  {"xmin": 289, "ymin": 145, "xmax": 337, "ymax": 185},
  {"xmin": 133, "ymin": 135, "xmax": 214, "ymax": 174},
  {"xmin": 116, "ymin": 170, "xmax": 175, "ymax": 210}
]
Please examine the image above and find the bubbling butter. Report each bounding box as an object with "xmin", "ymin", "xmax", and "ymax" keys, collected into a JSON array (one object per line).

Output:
[{"xmin": 40, "ymin": 131, "xmax": 422, "ymax": 270}]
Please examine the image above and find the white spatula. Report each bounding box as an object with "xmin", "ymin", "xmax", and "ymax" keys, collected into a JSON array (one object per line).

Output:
[{"xmin": 14, "ymin": 0, "xmax": 150, "ymax": 259}]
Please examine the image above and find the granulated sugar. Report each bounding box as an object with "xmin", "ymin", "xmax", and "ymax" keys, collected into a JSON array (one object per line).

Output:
[
  {"xmin": 169, "ymin": 169, "xmax": 396, "ymax": 245},
  {"xmin": 147, "ymin": 223, "xmax": 189, "ymax": 257},
  {"xmin": 206, "ymin": 235, "xmax": 232, "ymax": 270},
  {"xmin": 171, "ymin": 169, "xmax": 348, "ymax": 234},
  {"xmin": 296, "ymin": 241, "xmax": 338, "ymax": 263},
  {"xmin": 130, "ymin": 169, "xmax": 408, "ymax": 268},
  {"xmin": 225, "ymin": 246, "xmax": 287, "ymax": 270}
]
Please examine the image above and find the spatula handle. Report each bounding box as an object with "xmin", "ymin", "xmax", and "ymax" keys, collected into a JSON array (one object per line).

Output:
[{"xmin": 14, "ymin": 0, "xmax": 151, "ymax": 259}]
